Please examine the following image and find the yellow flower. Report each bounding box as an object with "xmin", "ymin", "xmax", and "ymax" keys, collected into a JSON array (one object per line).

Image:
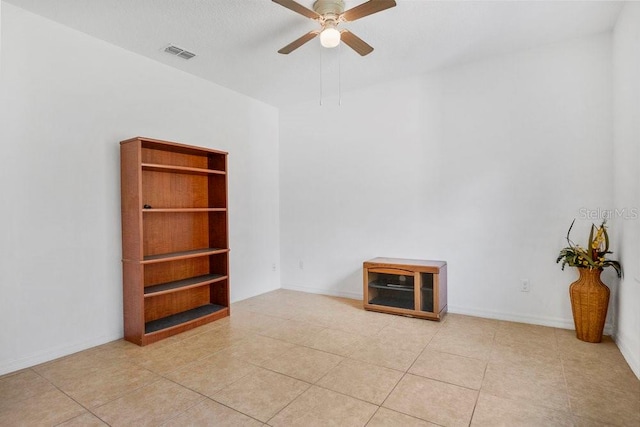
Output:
[{"xmin": 592, "ymin": 227, "xmax": 605, "ymax": 250}]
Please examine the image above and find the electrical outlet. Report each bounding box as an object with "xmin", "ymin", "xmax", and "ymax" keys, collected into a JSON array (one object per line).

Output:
[
  {"xmin": 521, "ymin": 279, "xmax": 530, "ymax": 292},
  {"xmin": 271, "ymin": 263, "xmax": 276, "ymax": 272},
  {"xmin": 299, "ymin": 260, "xmax": 304, "ymax": 270}
]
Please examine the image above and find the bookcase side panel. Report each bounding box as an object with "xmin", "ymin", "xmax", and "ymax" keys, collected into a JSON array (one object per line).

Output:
[
  {"xmin": 120, "ymin": 141, "xmax": 143, "ymax": 261},
  {"xmin": 122, "ymin": 261, "xmax": 144, "ymax": 345}
]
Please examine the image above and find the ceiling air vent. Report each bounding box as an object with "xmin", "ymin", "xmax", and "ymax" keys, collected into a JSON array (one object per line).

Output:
[{"xmin": 164, "ymin": 44, "xmax": 196, "ymax": 60}]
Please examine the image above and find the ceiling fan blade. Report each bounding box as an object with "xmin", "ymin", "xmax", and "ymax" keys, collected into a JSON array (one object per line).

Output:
[
  {"xmin": 278, "ymin": 31, "xmax": 320, "ymax": 54},
  {"xmin": 340, "ymin": 30, "xmax": 374, "ymax": 56},
  {"xmin": 341, "ymin": 0, "xmax": 396, "ymax": 22},
  {"xmin": 272, "ymin": 0, "xmax": 320, "ymax": 20}
]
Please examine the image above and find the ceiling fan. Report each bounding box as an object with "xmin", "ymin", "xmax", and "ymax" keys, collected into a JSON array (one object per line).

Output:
[{"xmin": 273, "ymin": 0, "xmax": 397, "ymax": 56}]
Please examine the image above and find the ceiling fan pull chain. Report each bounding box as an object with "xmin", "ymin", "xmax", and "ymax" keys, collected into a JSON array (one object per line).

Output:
[
  {"xmin": 319, "ymin": 47, "xmax": 323, "ymax": 106},
  {"xmin": 338, "ymin": 43, "xmax": 342, "ymax": 106}
]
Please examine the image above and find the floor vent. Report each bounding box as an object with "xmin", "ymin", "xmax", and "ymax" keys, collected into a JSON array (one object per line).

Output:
[{"xmin": 164, "ymin": 45, "xmax": 196, "ymax": 60}]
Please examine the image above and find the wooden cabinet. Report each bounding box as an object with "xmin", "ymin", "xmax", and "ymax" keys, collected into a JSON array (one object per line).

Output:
[
  {"xmin": 363, "ymin": 257, "xmax": 447, "ymax": 320},
  {"xmin": 120, "ymin": 137, "xmax": 230, "ymax": 345}
]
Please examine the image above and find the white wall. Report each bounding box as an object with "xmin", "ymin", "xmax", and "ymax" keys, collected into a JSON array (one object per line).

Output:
[
  {"xmin": 0, "ymin": 2, "xmax": 2, "ymax": 70},
  {"xmin": 612, "ymin": 2, "xmax": 640, "ymax": 378},
  {"xmin": 0, "ymin": 3, "xmax": 280, "ymax": 375},
  {"xmin": 280, "ymin": 34, "xmax": 614, "ymax": 329}
]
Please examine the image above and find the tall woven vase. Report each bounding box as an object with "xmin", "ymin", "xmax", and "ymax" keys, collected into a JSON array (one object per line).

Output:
[{"xmin": 569, "ymin": 268, "xmax": 610, "ymax": 343}]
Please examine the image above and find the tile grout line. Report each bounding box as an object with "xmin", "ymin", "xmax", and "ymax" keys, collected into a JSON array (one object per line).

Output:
[
  {"xmin": 467, "ymin": 325, "xmax": 498, "ymax": 426},
  {"xmin": 556, "ymin": 327, "xmax": 575, "ymax": 420},
  {"xmin": 263, "ymin": 381, "xmax": 314, "ymax": 425},
  {"xmin": 156, "ymin": 368, "xmax": 266, "ymax": 425},
  {"xmin": 31, "ymin": 367, "xmax": 114, "ymax": 426},
  {"xmin": 363, "ymin": 406, "xmax": 383, "ymax": 426}
]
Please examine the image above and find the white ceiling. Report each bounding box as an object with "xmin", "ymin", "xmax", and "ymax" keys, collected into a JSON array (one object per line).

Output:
[{"xmin": 4, "ymin": 0, "xmax": 624, "ymax": 107}]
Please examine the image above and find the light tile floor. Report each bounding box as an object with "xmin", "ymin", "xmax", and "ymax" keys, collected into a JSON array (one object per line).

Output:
[{"xmin": 1, "ymin": 289, "xmax": 639, "ymax": 426}]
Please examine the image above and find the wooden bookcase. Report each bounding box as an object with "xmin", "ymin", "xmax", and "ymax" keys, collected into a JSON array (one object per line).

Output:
[
  {"xmin": 120, "ymin": 137, "xmax": 230, "ymax": 345},
  {"xmin": 363, "ymin": 257, "xmax": 447, "ymax": 320}
]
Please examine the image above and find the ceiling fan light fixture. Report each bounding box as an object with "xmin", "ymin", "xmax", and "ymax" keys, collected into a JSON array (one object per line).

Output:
[
  {"xmin": 320, "ymin": 24, "xmax": 341, "ymax": 48},
  {"xmin": 274, "ymin": 0, "xmax": 396, "ymax": 56}
]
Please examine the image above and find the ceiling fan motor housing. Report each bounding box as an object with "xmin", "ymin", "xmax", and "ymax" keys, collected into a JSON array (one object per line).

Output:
[{"xmin": 313, "ymin": 0, "xmax": 345, "ymax": 19}]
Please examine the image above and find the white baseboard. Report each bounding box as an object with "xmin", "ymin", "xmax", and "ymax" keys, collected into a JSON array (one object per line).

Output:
[
  {"xmin": 613, "ymin": 330, "xmax": 640, "ymax": 379},
  {"xmin": 0, "ymin": 332, "xmax": 123, "ymax": 376},
  {"xmin": 447, "ymin": 305, "xmax": 584, "ymax": 331},
  {"xmin": 281, "ymin": 284, "xmax": 361, "ymax": 301},
  {"xmin": 281, "ymin": 284, "xmax": 614, "ymax": 334}
]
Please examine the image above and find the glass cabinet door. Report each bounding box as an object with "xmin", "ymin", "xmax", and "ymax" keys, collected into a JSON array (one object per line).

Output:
[
  {"xmin": 367, "ymin": 269, "xmax": 415, "ymax": 310},
  {"xmin": 420, "ymin": 272, "xmax": 434, "ymax": 313}
]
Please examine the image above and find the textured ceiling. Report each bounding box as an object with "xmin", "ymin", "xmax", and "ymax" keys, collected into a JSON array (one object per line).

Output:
[{"xmin": 4, "ymin": 0, "xmax": 624, "ymax": 107}]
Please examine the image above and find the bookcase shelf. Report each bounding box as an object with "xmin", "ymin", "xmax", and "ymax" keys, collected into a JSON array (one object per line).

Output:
[
  {"xmin": 144, "ymin": 274, "xmax": 227, "ymax": 296},
  {"xmin": 141, "ymin": 163, "xmax": 226, "ymax": 176},
  {"xmin": 121, "ymin": 137, "xmax": 230, "ymax": 346},
  {"xmin": 368, "ymin": 282, "xmax": 414, "ymax": 292},
  {"xmin": 143, "ymin": 208, "xmax": 227, "ymax": 212},
  {"xmin": 142, "ymin": 248, "xmax": 228, "ymax": 263},
  {"xmin": 145, "ymin": 304, "xmax": 227, "ymax": 334}
]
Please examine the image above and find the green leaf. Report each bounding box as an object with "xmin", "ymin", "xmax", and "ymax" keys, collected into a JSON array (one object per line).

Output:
[
  {"xmin": 587, "ymin": 223, "xmax": 595, "ymax": 261},
  {"xmin": 566, "ymin": 219, "xmax": 576, "ymax": 245}
]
